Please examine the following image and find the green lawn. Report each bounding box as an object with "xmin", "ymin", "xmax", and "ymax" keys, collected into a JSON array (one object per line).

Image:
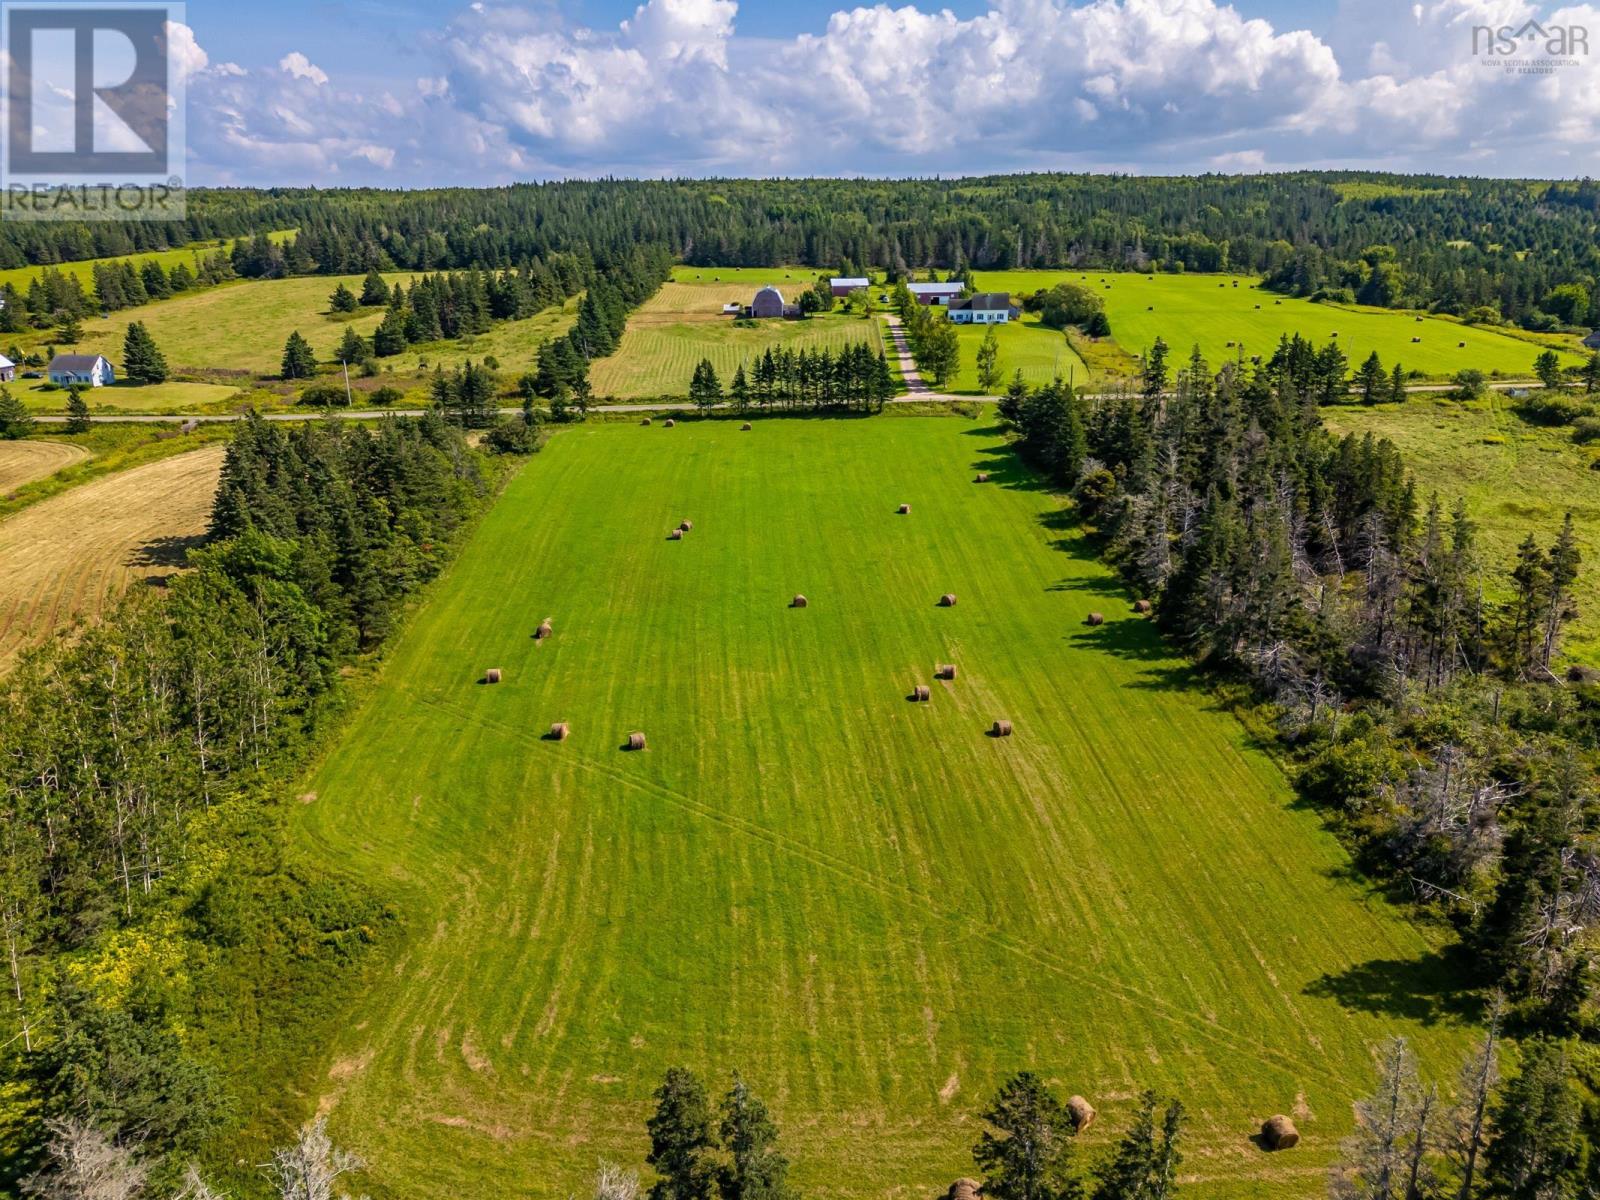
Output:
[
  {"xmin": 1326, "ymin": 396, "xmax": 1600, "ymax": 663},
  {"xmin": 944, "ymin": 315, "xmax": 1090, "ymax": 393},
  {"xmin": 973, "ymin": 271, "xmax": 1588, "ymax": 380},
  {"xmin": 591, "ymin": 284, "xmax": 882, "ymax": 399},
  {"xmin": 18, "ymin": 379, "xmax": 242, "ymax": 413},
  {"xmin": 294, "ymin": 417, "xmax": 1477, "ymax": 1200}
]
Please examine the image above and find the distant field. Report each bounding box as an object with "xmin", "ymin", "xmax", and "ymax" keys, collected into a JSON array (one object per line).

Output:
[
  {"xmin": 975, "ymin": 271, "xmax": 1585, "ymax": 380},
  {"xmin": 19, "ymin": 380, "xmax": 242, "ymax": 413},
  {"xmin": 0, "ymin": 229, "xmax": 296, "ymax": 295},
  {"xmin": 1326, "ymin": 396, "xmax": 1600, "ymax": 663},
  {"xmin": 590, "ymin": 282, "xmax": 883, "ymax": 399},
  {"xmin": 0, "ymin": 445, "xmax": 224, "ymax": 671},
  {"xmin": 944, "ymin": 315, "xmax": 1090, "ymax": 393},
  {"xmin": 296, "ymin": 417, "xmax": 1476, "ymax": 1200},
  {"xmin": 670, "ymin": 265, "xmax": 835, "ymax": 292}
]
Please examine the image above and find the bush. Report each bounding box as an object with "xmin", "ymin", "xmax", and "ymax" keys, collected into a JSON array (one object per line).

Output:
[
  {"xmin": 1572, "ymin": 416, "xmax": 1600, "ymax": 445},
  {"xmin": 369, "ymin": 385, "xmax": 405, "ymax": 407},
  {"xmin": 1515, "ymin": 393, "xmax": 1594, "ymax": 426},
  {"xmin": 1311, "ymin": 287, "xmax": 1357, "ymax": 304},
  {"xmin": 485, "ymin": 417, "xmax": 541, "ymax": 454},
  {"xmin": 1464, "ymin": 305, "xmax": 1503, "ymax": 325},
  {"xmin": 298, "ymin": 382, "xmax": 348, "ymax": 407}
]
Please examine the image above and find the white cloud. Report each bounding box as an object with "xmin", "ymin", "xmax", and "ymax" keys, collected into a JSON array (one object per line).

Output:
[
  {"xmin": 278, "ymin": 51, "xmax": 329, "ymax": 86},
  {"xmin": 180, "ymin": 0, "xmax": 1600, "ymax": 184}
]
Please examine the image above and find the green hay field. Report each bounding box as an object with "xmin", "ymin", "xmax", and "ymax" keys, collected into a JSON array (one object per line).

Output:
[
  {"xmin": 590, "ymin": 282, "xmax": 883, "ymax": 399},
  {"xmin": 1326, "ymin": 396, "xmax": 1600, "ymax": 663},
  {"xmin": 294, "ymin": 417, "xmax": 1477, "ymax": 1200},
  {"xmin": 975, "ymin": 271, "xmax": 1586, "ymax": 380},
  {"xmin": 945, "ymin": 316, "xmax": 1091, "ymax": 393},
  {"xmin": 0, "ymin": 229, "xmax": 295, "ymax": 295}
]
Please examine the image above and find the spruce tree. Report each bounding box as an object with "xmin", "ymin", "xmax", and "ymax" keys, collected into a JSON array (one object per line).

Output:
[
  {"xmin": 1483, "ymin": 1039, "xmax": 1584, "ymax": 1200},
  {"xmin": 1356, "ymin": 351, "xmax": 1385, "ymax": 404},
  {"xmin": 57, "ymin": 313, "xmax": 83, "ymax": 344},
  {"xmin": 122, "ymin": 321, "xmax": 169, "ymax": 384},
  {"xmin": 280, "ymin": 331, "xmax": 318, "ymax": 380},
  {"xmin": 972, "ymin": 1072, "xmax": 1076, "ymax": 1200},
  {"xmin": 0, "ymin": 387, "xmax": 32, "ymax": 439},
  {"xmin": 646, "ymin": 1068, "xmax": 716, "ymax": 1200},
  {"xmin": 976, "ymin": 325, "xmax": 1002, "ymax": 392},
  {"xmin": 329, "ymin": 282, "xmax": 359, "ymax": 313},
  {"xmin": 360, "ymin": 269, "xmax": 390, "ymax": 307},
  {"xmin": 64, "ymin": 385, "xmax": 90, "ymax": 433},
  {"xmin": 718, "ymin": 1075, "xmax": 791, "ymax": 1200}
]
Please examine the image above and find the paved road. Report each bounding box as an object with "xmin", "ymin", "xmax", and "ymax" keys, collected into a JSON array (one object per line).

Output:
[{"xmin": 29, "ymin": 379, "xmax": 1543, "ymax": 425}]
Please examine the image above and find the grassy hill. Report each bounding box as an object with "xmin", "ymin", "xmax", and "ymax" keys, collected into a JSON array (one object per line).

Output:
[{"xmin": 293, "ymin": 416, "xmax": 1478, "ymax": 1200}]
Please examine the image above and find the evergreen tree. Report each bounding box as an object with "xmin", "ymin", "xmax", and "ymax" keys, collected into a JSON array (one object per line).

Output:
[
  {"xmin": 1582, "ymin": 352, "xmax": 1600, "ymax": 395},
  {"xmin": 122, "ymin": 321, "xmax": 169, "ymax": 384},
  {"xmin": 1356, "ymin": 352, "xmax": 1386, "ymax": 405},
  {"xmin": 335, "ymin": 326, "xmax": 370, "ymax": 366},
  {"xmin": 1142, "ymin": 337, "xmax": 1170, "ymax": 400},
  {"xmin": 64, "ymin": 386, "xmax": 90, "ymax": 434},
  {"xmin": 360, "ymin": 269, "xmax": 390, "ymax": 307},
  {"xmin": 972, "ymin": 1072, "xmax": 1076, "ymax": 1200},
  {"xmin": 1390, "ymin": 362, "xmax": 1407, "ymax": 404},
  {"xmin": 280, "ymin": 331, "xmax": 318, "ymax": 380},
  {"xmin": 718, "ymin": 1074, "xmax": 791, "ymax": 1200},
  {"xmin": 1534, "ymin": 350, "xmax": 1564, "ymax": 390},
  {"xmin": 1091, "ymin": 1091, "xmax": 1184, "ymax": 1200},
  {"xmin": 647, "ymin": 1068, "xmax": 717, "ymax": 1200},
  {"xmin": 977, "ymin": 325, "xmax": 1002, "ymax": 392},
  {"xmin": 372, "ymin": 308, "xmax": 407, "ymax": 357},
  {"xmin": 56, "ymin": 313, "xmax": 83, "ymax": 345},
  {"xmin": 730, "ymin": 364, "xmax": 750, "ymax": 412},
  {"xmin": 0, "ymin": 387, "xmax": 33, "ymax": 439},
  {"xmin": 328, "ymin": 282, "xmax": 359, "ymax": 313},
  {"xmin": 1483, "ymin": 1039, "xmax": 1586, "ymax": 1200}
]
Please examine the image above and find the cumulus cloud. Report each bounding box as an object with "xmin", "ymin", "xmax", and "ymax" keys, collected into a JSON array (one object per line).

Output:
[{"xmin": 180, "ymin": 0, "xmax": 1600, "ymax": 184}]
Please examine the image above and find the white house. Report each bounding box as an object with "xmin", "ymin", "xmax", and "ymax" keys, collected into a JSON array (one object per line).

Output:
[
  {"xmin": 830, "ymin": 276, "xmax": 869, "ymax": 297},
  {"xmin": 0, "ymin": 354, "xmax": 13, "ymax": 384},
  {"xmin": 947, "ymin": 293, "xmax": 1021, "ymax": 324},
  {"xmin": 49, "ymin": 353, "xmax": 115, "ymax": 387},
  {"xmin": 907, "ymin": 282, "xmax": 963, "ymax": 306}
]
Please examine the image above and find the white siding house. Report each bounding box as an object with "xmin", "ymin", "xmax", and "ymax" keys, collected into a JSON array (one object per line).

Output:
[
  {"xmin": 947, "ymin": 293, "xmax": 1021, "ymax": 324},
  {"xmin": 0, "ymin": 355, "xmax": 13, "ymax": 384},
  {"xmin": 49, "ymin": 354, "xmax": 115, "ymax": 387}
]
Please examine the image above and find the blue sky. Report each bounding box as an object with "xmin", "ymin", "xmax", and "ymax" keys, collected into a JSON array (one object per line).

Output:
[{"xmin": 163, "ymin": 0, "xmax": 1598, "ymax": 185}]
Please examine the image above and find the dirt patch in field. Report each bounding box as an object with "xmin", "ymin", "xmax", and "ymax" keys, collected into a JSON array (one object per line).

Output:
[
  {"xmin": 0, "ymin": 440, "xmax": 90, "ymax": 495},
  {"xmin": 0, "ymin": 445, "xmax": 224, "ymax": 671}
]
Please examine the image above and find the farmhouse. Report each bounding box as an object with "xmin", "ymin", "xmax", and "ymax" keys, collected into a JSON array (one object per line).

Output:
[
  {"xmin": 908, "ymin": 282, "xmax": 963, "ymax": 306},
  {"xmin": 0, "ymin": 354, "xmax": 13, "ymax": 384},
  {"xmin": 743, "ymin": 286, "xmax": 799, "ymax": 320},
  {"xmin": 947, "ymin": 293, "xmax": 1021, "ymax": 324},
  {"xmin": 48, "ymin": 354, "xmax": 115, "ymax": 387},
  {"xmin": 1585, "ymin": 329, "xmax": 1600, "ymax": 350},
  {"xmin": 830, "ymin": 276, "xmax": 869, "ymax": 297}
]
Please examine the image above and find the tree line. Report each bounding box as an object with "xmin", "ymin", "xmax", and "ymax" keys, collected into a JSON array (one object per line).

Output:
[{"xmin": 0, "ymin": 413, "xmax": 497, "ymax": 1193}]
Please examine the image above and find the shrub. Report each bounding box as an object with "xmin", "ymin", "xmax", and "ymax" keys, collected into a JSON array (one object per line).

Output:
[
  {"xmin": 369, "ymin": 385, "xmax": 405, "ymax": 407},
  {"xmin": 485, "ymin": 416, "xmax": 541, "ymax": 454},
  {"xmin": 1573, "ymin": 416, "xmax": 1600, "ymax": 445},
  {"xmin": 298, "ymin": 382, "xmax": 348, "ymax": 407},
  {"xmin": 1311, "ymin": 287, "xmax": 1356, "ymax": 304},
  {"xmin": 1515, "ymin": 393, "xmax": 1593, "ymax": 426}
]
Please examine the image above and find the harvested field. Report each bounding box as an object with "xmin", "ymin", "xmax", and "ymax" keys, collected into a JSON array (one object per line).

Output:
[
  {"xmin": 0, "ymin": 446, "xmax": 224, "ymax": 670},
  {"xmin": 0, "ymin": 440, "xmax": 90, "ymax": 495}
]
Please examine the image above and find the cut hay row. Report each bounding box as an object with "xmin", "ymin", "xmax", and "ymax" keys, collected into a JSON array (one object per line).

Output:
[
  {"xmin": 0, "ymin": 440, "xmax": 90, "ymax": 494},
  {"xmin": 0, "ymin": 446, "xmax": 225, "ymax": 674}
]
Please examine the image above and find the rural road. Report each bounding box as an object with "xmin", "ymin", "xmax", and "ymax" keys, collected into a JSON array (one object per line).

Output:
[{"xmin": 27, "ymin": 381, "xmax": 1541, "ymax": 426}]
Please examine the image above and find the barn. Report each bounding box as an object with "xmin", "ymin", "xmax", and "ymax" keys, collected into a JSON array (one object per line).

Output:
[
  {"xmin": 830, "ymin": 276, "xmax": 869, "ymax": 297},
  {"xmin": 750, "ymin": 286, "xmax": 787, "ymax": 319},
  {"xmin": 907, "ymin": 282, "xmax": 963, "ymax": 307}
]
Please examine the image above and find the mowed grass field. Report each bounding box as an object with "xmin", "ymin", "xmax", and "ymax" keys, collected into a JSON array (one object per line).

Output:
[
  {"xmin": 945, "ymin": 316, "xmax": 1090, "ymax": 393},
  {"xmin": 295, "ymin": 417, "xmax": 1477, "ymax": 1200},
  {"xmin": 0, "ymin": 229, "xmax": 295, "ymax": 295},
  {"xmin": 976, "ymin": 271, "xmax": 1586, "ymax": 380},
  {"xmin": 590, "ymin": 282, "xmax": 883, "ymax": 399},
  {"xmin": 18, "ymin": 380, "xmax": 243, "ymax": 413},
  {"xmin": 1326, "ymin": 397, "xmax": 1600, "ymax": 663}
]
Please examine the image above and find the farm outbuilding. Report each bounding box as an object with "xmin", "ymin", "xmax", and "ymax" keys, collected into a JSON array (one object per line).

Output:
[
  {"xmin": 1585, "ymin": 329, "xmax": 1600, "ymax": 349},
  {"xmin": 750, "ymin": 286, "xmax": 787, "ymax": 319},
  {"xmin": 830, "ymin": 276, "xmax": 869, "ymax": 297}
]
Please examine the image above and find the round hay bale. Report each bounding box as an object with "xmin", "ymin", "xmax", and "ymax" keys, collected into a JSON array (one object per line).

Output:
[
  {"xmin": 641, "ymin": 417, "xmax": 653, "ymax": 426},
  {"xmin": 1133, "ymin": 599, "xmax": 1152, "ymax": 614},
  {"xmin": 1147, "ymin": 305, "xmax": 1154, "ymax": 311},
  {"xmin": 742, "ymin": 422, "xmax": 753, "ymax": 430},
  {"xmin": 535, "ymin": 621, "xmax": 553, "ymax": 640},
  {"xmin": 937, "ymin": 664, "xmax": 957, "ymax": 680},
  {"xmin": 1067, "ymin": 1095, "xmax": 1096, "ymax": 1132},
  {"xmin": 1458, "ymin": 341, "xmax": 1466, "ymax": 348},
  {"xmin": 913, "ymin": 685, "xmax": 931, "ymax": 702},
  {"xmin": 939, "ymin": 594, "xmax": 958, "ymax": 607},
  {"xmin": 898, "ymin": 503, "xmax": 912, "ymax": 514},
  {"xmin": 663, "ymin": 418, "xmax": 676, "ymax": 428},
  {"xmin": 949, "ymin": 1180, "xmax": 981, "ymax": 1200},
  {"xmin": 1086, "ymin": 612, "xmax": 1105, "ymax": 626},
  {"xmin": 627, "ymin": 732, "xmax": 647, "ymax": 752},
  {"xmin": 1261, "ymin": 1115, "xmax": 1299, "ymax": 1151},
  {"xmin": 484, "ymin": 668, "xmax": 502, "ymax": 684},
  {"xmin": 668, "ymin": 529, "xmax": 683, "ymax": 540},
  {"xmin": 792, "ymin": 594, "xmax": 808, "ymax": 608},
  {"xmin": 549, "ymin": 722, "xmax": 570, "ymax": 741},
  {"xmin": 991, "ymin": 719, "xmax": 1013, "ymax": 738},
  {"xmin": 975, "ymin": 472, "xmax": 991, "ymax": 483},
  {"xmin": 680, "ymin": 520, "xmax": 693, "ymax": 532},
  {"xmin": 1412, "ymin": 336, "xmax": 1422, "ymax": 343}
]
